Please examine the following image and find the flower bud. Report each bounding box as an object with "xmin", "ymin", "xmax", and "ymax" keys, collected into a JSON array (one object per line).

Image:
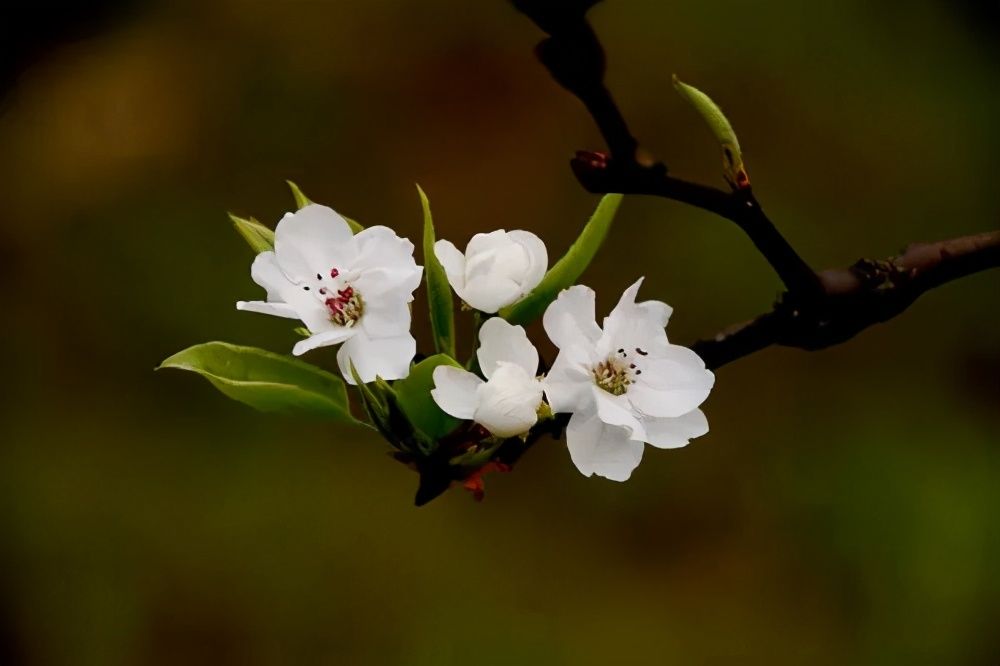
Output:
[
  {"xmin": 435, "ymin": 230, "xmax": 548, "ymax": 314},
  {"xmin": 473, "ymin": 364, "xmax": 544, "ymax": 438}
]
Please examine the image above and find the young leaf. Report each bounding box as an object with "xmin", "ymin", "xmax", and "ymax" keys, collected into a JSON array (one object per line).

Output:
[
  {"xmin": 348, "ymin": 362, "xmax": 399, "ymax": 443},
  {"xmin": 286, "ymin": 180, "xmax": 364, "ymax": 234},
  {"xmin": 286, "ymin": 180, "xmax": 313, "ymax": 209},
  {"xmin": 375, "ymin": 376, "xmax": 433, "ymax": 454},
  {"xmin": 499, "ymin": 193, "xmax": 623, "ymax": 325},
  {"xmin": 672, "ymin": 75, "xmax": 750, "ymax": 189},
  {"xmin": 230, "ymin": 213, "xmax": 274, "ymax": 253},
  {"xmin": 392, "ymin": 354, "xmax": 463, "ymax": 440},
  {"xmin": 417, "ymin": 185, "xmax": 456, "ymax": 358},
  {"xmin": 159, "ymin": 341, "xmax": 357, "ymax": 422},
  {"xmin": 349, "ymin": 362, "xmax": 388, "ymax": 423}
]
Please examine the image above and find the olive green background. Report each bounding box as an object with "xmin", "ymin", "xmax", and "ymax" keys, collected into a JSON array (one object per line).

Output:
[{"xmin": 2, "ymin": 1, "xmax": 998, "ymax": 664}]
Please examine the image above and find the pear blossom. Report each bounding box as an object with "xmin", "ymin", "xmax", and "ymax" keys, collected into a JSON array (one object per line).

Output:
[
  {"xmin": 542, "ymin": 279, "xmax": 714, "ymax": 481},
  {"xmin": 434, "ymin": 229, "xmax": 547, "ymax": 313},
  {"xmin": 237, "ymin": 204, "xmax": 422, "ymax": 384},
  {"xmin": 431, "ymin": 318, "xmax": 545, "ymax": 438}
]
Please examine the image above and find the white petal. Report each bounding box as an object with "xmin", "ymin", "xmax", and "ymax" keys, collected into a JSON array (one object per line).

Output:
[
  {"xmin": 431, "ymin": 366, "xmax": 484, "ymax": 419},
  {"xmin": 543, "ymin": 285, "xmax": 602, "ymax": 350},
  {"xmin": 465, "ymin": 230, "xmax": 511, "ymax": 265},
  {"xmin": 292, "ymin": 327, "xmax": 357, "ymax": 356},
  {"xmin": 336, "ymin": 331, "xmax": 415, "ymax": 384},
  {"xmin": 249, "ymin": 251, "xmax": 291, "ymax": 302},
  {"xmin": 565, "ymin": 414, "xmax": 644, "ymax": 482},
  {"xmin": 465, "ymin": 230, "xmax": 530, "ymax": 287},
  {"xmin": 350, "ymin": 226, "xmax": 422, "ymax": 300},
  {"xmin": 460, "ymin": 275, "xmax": 522, "ymax": 314},
  {"xmin": 598, "ymin": 277, "xmax": 672, "ymax": 357},
  {"xmin": 642, "ymin": 409, "xmax": 709, "ymax": 449},
  {"xmin": 542, "ymin": 344, "xmax": 596, "ymax": 414},
  {"xmin": 236, "ymin": 300, "xmax": 299, "ymax": 319},
  {"xmin": 360, "ymin": 297, "xmax": 412, "ymax": 338},
  {"xmin": 476, "ymin": 317, "xmax": 539, "ymax": 379},
  {"xmin": 593, "ymin": 386, "xmax": 645, "ymax": 441},
  {"xmin": 245, "ymin": 251, "xmax": 335, "ymax": 332},
  {"xmin": 506, "ymin": 230, "xmax": 548, "ymax": 295},
  {"xmin": 473, "ymin": 364, "xmax": 543, "ymax": 438},
  {"xmin": 274, "ymin": 204, "xmax": 356, "ymax": 280},
  {"xmin": 434, "ymin": 239, "xmax": 467, "ymax": 292},
  {"xmin": 628, "ymin": 346, "xmax": 715, "ymax": 418}
]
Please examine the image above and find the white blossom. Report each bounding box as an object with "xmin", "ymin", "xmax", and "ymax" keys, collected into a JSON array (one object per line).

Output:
[
  {"xmin": 431, "ymin": 318, "xmax": 545, "ymax": 438},
  {"xmin": 434, "ymin": 229, "xmax": 547, "ymax": 313},
  {"xmin": 542, "ymin": 279, "xmax": 714, "ymax": 481},
  {"xmin": 237, "ymin": 204, "xmax": 422, "ymax": 384}
]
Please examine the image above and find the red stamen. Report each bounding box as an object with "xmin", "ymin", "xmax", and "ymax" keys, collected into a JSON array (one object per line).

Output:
[{"xmin": 330, "ymin": 268, "xmax": 340, "ymax": 279}]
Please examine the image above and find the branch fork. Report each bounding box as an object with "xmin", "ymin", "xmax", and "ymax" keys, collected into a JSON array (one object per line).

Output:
[{"xmin": 514, "ymin": 0, "xmax": 999, "ymax": 370}]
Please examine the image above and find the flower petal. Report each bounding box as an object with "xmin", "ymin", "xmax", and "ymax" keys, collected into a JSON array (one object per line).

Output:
[
  {"xmin": 336, "ymin": 331, "xmax": 415, "ymax": 384},
  {"xmin": 461, "ymin": 275, "xmax": 523, "ymax": 314},
  {"xmin": 641, "ymin": 409, "xmax": 709, "ymax": 449},
  {"xmin": 245, "ymin": 251, "xmax": 335, "ymax": 332},
  {"xmin": 431, "ymin": 366, "xmax": 484, "ymax": 419},
  {"xmin": 628, "ymin": 346, "xmax": 715, "ymax": 418},
  {"xmin": 566, "ymin": 414, "xmax": 644, "ymax": 482},
  {"xmin": 292, "ymin": 327, "xmax": 357, "ymax": 356},
  {"xmin": 248, "ymin": 251, "xmax": 291, "ymax": 303},
  {"xmin": 593, "ymin": 386, "xmax": 645, "ymax": 441},
  {"xmin": 236, "ymin": 300, "xmax": 299, "ymax": 319},
  {"xmin": 360, "ymin": 297, "xmax": 412, "ymax": 338},
  {"xmin": 434, "ymin": 239, "xmax": 467, "ymax": 292},
  {"xmin": 543, "ymin": 344, "xmax": 596, "ymax": 414},
  {"xmin": 506, "ymin": 230, "xmax": 548, "ymax": 296},
  {"xmin": 542, "ymin": 285, "xmax": 602, "ymax": 350},
  {"xmin": 473, "ymin": 364, "xmax": 543, "ymax": 438},
  {"xmin": 464, "ymin": 230, "xmax": 511, "ymax": 267},
  {"xmin": 274, "ymin": 204, "xmax": 356, "ymax": 280},
  {"xmin": 598, "ymin": 277, "xmax": 672, "ymax": 357},
  {"xmin": 476, "ymin": 317, "xmax": 539, "ymax": 379},
  {"xmin": 350, "ymin": 226, "xmax": 422, "ymax": 300}
]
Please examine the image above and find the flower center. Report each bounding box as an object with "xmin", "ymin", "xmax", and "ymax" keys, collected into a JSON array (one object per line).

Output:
[
  {"xmin": 325, "ymin": 286, "xmax": 364, "ymax": 326},
  {"xmin": 593, "ymin": 357, "xmax": 633, "ymax": 396},
  {"xmin": 592, "ymin": 348, "xmax": 645, "ymax": 396}
]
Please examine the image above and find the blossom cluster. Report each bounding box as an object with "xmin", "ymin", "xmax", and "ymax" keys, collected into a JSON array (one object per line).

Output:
[{"xmin": 234, "ymin": 198, "xmax": 714, "ymax": 482}]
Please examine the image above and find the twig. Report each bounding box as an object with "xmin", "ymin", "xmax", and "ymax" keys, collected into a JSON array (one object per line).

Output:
[
  {"xmin": 693, "ymin": 231, "xmax": 1000, "ymax": 368},
  {"xmin": 513, "ymin": 0, "xmax": 1000, "ymax": 370}
]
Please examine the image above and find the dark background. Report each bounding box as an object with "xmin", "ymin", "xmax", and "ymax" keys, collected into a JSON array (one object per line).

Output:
[{"xmin": 1, "ymin": 1, "xmax": 999, "ymax": 664}]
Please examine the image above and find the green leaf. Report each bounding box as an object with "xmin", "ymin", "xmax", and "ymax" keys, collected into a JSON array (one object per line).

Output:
[
  {"xmin": 417, "ymin": 185, "xmax": 456, "ymax": 358},
  {"xmin": 392, "ymin": 354, "xmax": 463, "ymax": 440},
  {"xmin": 159, "ymin": 342, "xmax": 356, "ymax": 422},
  {"xmin": 230, "ymin": 213, "xmax": 274, "ymax": 254},
  {"xmin": 287, "ymin": 180, "xmax": 364, "ymax": 234},
  {"xmin": 343, "ymin": 216, "xmax": 364, "ymax": 235},
  {"xmin": 672, "ymin": 75, "xmax": 749, "ymax": 189},
  {"xmin": 286, "ymin": 180, "xmax": 313, "ymax": 209},
  {"xmin": 376, "ymin": 376, "xmax": 434, "ymax": 454},
  {"xmin": 349, "ymin": 362, "xmax": 395, "ymax": 442},
  {"xmin": 499, "ymin": 194, "xmax": 623, "ymax": 325},
  {"xmin": 349, "ymin": 362, "xmax": 387, "ymax": 421}
]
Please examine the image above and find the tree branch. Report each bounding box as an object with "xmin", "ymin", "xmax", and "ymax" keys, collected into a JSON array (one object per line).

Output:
[
  {"xmin": 692, "ymin": 231, "xmax": 1000, "ymax": 369},
  {"xmin": 513, "ymin": 1, "xmax": 1000, "ymax": 370}
]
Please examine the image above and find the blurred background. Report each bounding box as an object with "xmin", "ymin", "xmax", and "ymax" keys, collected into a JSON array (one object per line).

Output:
[{"xmin": 1, "ymin": 1, "xmax": 999, "ymax": 664}]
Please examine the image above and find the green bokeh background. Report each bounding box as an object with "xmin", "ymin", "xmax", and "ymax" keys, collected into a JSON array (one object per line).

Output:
[{"xmin": 2, "ymin": 1, "xmax": 999, "ymax": 664}]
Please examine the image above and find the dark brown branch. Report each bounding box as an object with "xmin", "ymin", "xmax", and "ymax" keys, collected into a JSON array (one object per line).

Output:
[
  {"xmin": 693, "ymin": 231, "xmax": 1000, "ymax": 369},
  {"xmin": 516, "ymin": 1, "xmax": 822, "ymax": 298},
  {"xmin": 514, "ymin": 1, "xmax": 1000, "ymax": 372},
  {"xmin": 570, "ymin": 151, "xmax": 821, "ymax": 298}
]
